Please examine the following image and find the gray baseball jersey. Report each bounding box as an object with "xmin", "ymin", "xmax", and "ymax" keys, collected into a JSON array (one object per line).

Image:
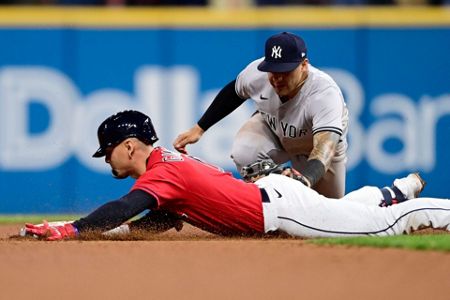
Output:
[
  {"xmin": 231, "ymin": 58, "xmax": 348, "ymax": 198},
  {"xmin": 235, "ymin": 57, "xmax": 348, "ymax": 160}
]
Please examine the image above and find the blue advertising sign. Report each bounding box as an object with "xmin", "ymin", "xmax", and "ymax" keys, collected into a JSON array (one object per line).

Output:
[{"xmin": 0, "ymin": 8, "xmax": 449, "ymax": 213}]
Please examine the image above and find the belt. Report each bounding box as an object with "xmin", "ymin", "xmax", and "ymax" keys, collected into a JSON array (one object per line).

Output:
[{"xmin": 260, "ymin": 188, "xmax": 270, "ymax": 203}]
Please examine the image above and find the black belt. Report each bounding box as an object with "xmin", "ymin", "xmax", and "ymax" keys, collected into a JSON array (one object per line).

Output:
[{"xmin": 260, "ymin": 188, "xmax": 270, "ymax": 203}]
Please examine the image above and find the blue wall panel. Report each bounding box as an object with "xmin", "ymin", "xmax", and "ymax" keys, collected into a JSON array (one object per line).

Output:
[{"xmin": 0, "ymin": 27, "xmax": 449, "ymax": 213}]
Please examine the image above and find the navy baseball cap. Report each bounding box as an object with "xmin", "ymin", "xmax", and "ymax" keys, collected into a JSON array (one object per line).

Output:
[
  {"xmin": 257, "ymin": 32, "xmax": 307, "ymax": 73},
  {"xmin": 93, "ymin": 110, "xmax": 158, "ymax": 158}
]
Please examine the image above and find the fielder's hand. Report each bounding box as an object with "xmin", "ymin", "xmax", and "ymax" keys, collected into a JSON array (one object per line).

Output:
[
  {"xmin": 173, "ymin": 124, "xmax": 205, "ymax": 154},
  {"xmin": 24, "ymin": 220, "xmax": 78, "ymax": 241},
  {"xmin": 281, "ymin": 168, "xmax": 311, "ymax": 187}
]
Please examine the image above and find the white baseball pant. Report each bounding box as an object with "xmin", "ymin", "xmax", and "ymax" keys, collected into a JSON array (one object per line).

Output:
[{"xmin": 256, "ymin": 174, "xmax": 450, "ymax": 238}]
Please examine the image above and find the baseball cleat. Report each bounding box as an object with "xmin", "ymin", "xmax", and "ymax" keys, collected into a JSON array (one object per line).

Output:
[{"xmin": 393, "ymin": 172, "xmax": 426, "ymax": 199}]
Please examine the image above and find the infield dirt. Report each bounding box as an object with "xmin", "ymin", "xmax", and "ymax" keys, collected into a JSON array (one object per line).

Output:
[{"xmin": 1, "ymin": 224, "xmax": 449, "ymax": 300}]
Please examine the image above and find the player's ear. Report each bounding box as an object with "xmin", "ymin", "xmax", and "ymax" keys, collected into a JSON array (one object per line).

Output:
[
  {"xmin": 301, "ymin": 59, "xmax": 308, "ymax": 67},
  {"xmin": 299, "ymin": 59, "xmax": 309, "ymax": 72},
  {"xmin": 124, "ymin": 139, "xmax": 135, "ymax": 159}
]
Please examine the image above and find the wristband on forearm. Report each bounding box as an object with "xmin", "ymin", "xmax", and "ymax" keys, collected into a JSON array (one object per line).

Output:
[{"xmin": 301, "ymin": 159, "xmax": 326, "ymax": 187}]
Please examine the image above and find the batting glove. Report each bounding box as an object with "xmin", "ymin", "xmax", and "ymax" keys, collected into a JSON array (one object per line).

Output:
[{"xmin": 25, "ymin": 220, "xmax": 78, "ymax": 241}]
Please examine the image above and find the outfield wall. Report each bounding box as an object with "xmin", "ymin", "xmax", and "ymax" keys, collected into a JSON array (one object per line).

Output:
[{"xmin": 0, "ymin": 7, "xmax": 449, "ymax": 213}]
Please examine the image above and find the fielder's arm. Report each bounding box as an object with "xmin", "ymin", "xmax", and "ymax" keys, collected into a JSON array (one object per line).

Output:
[
  {"xmin": 174, "ymin": 79, "xmax": 246, "ymax": 152},
  {"xmin": 302, "ymin": 131, "xmax": 340, "ymax": 187},
  {"xmin": 196, "ymin": 79, "xmax": 247, "ymax": 131}
]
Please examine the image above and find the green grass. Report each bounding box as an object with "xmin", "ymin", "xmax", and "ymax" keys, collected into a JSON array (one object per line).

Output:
[
  {"xmin": 309, "ymin": 234, "xmax": 450, "ymax": 252},
  {"xmin": 0, "ymin": 214, "xmax": 82, "ymax": 225}
]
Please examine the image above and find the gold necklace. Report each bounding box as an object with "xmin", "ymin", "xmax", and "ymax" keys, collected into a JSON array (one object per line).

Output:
[{"xmin": 297, "ymin": 72, "xmax": 309, "ymax": 90}]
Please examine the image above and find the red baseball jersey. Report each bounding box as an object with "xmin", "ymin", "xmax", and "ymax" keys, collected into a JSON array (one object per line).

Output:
[{"xmin": 131, "ymin": 147, "xmax": 265, "ymax": 235}]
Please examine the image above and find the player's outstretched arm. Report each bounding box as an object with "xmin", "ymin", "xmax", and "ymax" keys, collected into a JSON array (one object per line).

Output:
[
  {"xmin": 72, "ymin": 189, "xmax": 157, "ymax": 233},
  {"xmin": 23, "ymin": 190, "xmax": 157, "ymax": 241},
  {"xmin": 173, "ymin": 79, "xmax": 246, "ymax": 153}
]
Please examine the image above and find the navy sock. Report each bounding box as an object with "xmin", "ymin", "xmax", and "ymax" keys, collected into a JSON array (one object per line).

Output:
[
  {"xmin": 391, "ymin": 186, "xmax": 406, "ymax": 202},
  {"xmin": 379, "ymin": 186, "xmax": 407, "ymax": 207}
]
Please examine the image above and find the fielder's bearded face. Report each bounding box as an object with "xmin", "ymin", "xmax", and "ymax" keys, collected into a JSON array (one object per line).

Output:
[{"xmin": 268, "ymin": 60, "xmax": 308, "ymax": 99}]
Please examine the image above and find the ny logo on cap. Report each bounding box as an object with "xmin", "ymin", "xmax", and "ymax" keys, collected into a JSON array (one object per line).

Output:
[{"xmin": 271, "ymin": 46, "xmax": 282, "ymax": 59}]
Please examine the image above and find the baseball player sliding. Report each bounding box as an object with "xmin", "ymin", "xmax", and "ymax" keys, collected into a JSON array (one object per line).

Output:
[
  {"xmin": 173, "ymin": 32, "xmax": 348, "ymax": 198},
  {"xmin": 23, "ymin": 110, "xmax": 450, "ymax": 241}
]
